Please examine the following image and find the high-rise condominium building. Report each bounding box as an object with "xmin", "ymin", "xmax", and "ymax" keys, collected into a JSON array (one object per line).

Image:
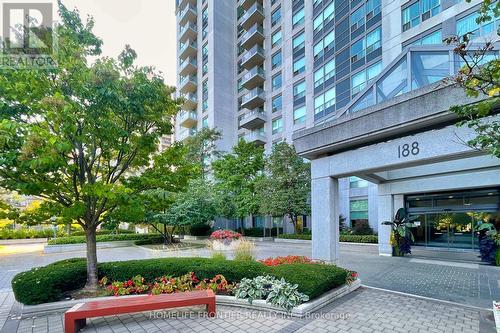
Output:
[{"xmin": 176, "ymin": 0, "xmax": 499, "ymax": 235}]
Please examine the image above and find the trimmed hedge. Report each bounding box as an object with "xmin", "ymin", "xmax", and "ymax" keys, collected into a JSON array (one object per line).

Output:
[
  {"xmin": 243, "ymin": 228, "xmax": 280, "ymax": 237},
  {"xmin": 72, "ymin": 230, "xmax": 134, "ymax": 237},
  {"xmin": 47, "ymin": 233, "xmax": 162, "ymax": 245},
  {"xmin": 340, "ymin": 235, "xmax": 378, "ymax": 243},
  {"xmin": 12, "ymin": 257, "xmax": 349, "ymax": 305},
  {"xmin": 0, "ymin": 228, "xmax": 58, "ymax": 240},
  {"xmin": 276, "ymin": 234, "xmax": 378, "ymax": 243}
]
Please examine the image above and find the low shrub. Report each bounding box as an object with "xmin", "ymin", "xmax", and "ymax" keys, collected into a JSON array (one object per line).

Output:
[
  {"xmin": 134, "ymin": 236, "xmax": 165, "ymax": 245},
  {"xmin": 352, "ymin": 220, "xmax": 374, "ymax": 235},
  {"xmin": 276, "ymin": 233, "xmax": 378, "ymax": 243},
  {"xmin": 276, "ymin": 234, "xmax": 311, "ymax": 240},
  {"xmin": 242, "ymin": 228, "xmax": 280, "ymax": 237},
  {"xmin": 0, "ymin": 228, "xmax": 58, "ymax": 240},
  {"xmin": 187, "ymin": 223, "xmax": 212, "ymax": 236},
  {"xmin": 47, "ymin": 233, "xmax": 161, "ymax": 245},
  {"xmin": 340, "ymin": 235, "xmax": 378, "ymax": 243},
  {"xmin": 72, "ymin": 229, "xmax": 134, "ymax": 237},
  {"xmin": 12, "ymin": 257, "xmax": 350, "ymax": 305}
]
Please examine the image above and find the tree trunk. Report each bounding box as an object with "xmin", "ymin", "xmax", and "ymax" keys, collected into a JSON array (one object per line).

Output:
[{"xmin": 84, "ymin": 226, "xmax": 99, "ymax": 290}]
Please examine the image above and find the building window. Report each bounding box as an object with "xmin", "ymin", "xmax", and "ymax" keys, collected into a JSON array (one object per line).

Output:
[
  {"xmin": 272, "ymin": 117, "xmax": 283, "ymax": 134},
  {"xmin": 237, "ymin": 78, "xmax": 243, "ymax": 93},
  {"xmin": 272, "ymin": 29, "xmax": 282, "ymax": 47},
  {"xmin": 350, "ymin": 199, "xmax": 369, "ymax": 225},
  {"xmin": 202, "ymin": 42, "xmax": 208, "ymax": 59},
  {"xmin": 366, "ymin": 0, "xmax": 381, "ymax": 20},
  {"xmin": 313, "ymin": 1, "xmax": 334, "ymax": 32},
  {"xmin": 272, "ymin": 73, "xmax": 282, "ymax": 90},
  {"xmin": 272, "ymin": 51, "xmax": 282, "ymax": 69},
  {"xmin": 271, "ymin": 6, "xmax": 281, "ymax": 27},
  {"xmin": 351, "ymin": 38, "xmax": 365, "ymax": 63},
  {"xmin": 314, "ymin": 58, "xmax": 335, "ymax": 89},
  {"xmin": 272, "ymin": 94, "xmax": 282, "ymax": 112},
  {"xmin": 293, "ymin": 105, "xmax": 306, "ymax": 124},
  {"xmin": 202, "ymin": 116, "xmax": 209, "ymax": 128},
  {"xmin": 314, "ymin": 87, "xmax": 335, "ymax": 114},
  {"xmin": 292, "ymin": 7, "xmax": 305, "ymax": 27},
  {"xmin": 293, "ymin": 57, "xmax": 306, "ymax": 75},
  {"xmin": 202, "ymin": 80, "xmax": 208, "ymax": 111},
  {"xmin": 457, "ymin": 10, "xmax": 499, "ymax": 37},
  {"xmin": 351, "ymin": 61, "xmax": 382, "ymax": 96},
  {"xmin": 406, "ymin": 29, "xmax": 442, "ymax": 47},
  {"xmin": 350, "ymin": 176, "xmax": 368, "ymax": 188},
  {"xmin": 313, "ymin": 30, "xmax": 334, "ymax": 60},
  {"xmin": 366, "ymin": 27, "xmax": 381, "ymax": 54},
  {"xmin": 293, "ymin": 80, "xmax": 306, "ymax": 100},
  {"xmin": 402, "ymin": 0, "xmax": 441, "ymax": 32},
  {"xmin": 351, "ymin": 6, "xmax": 365, "ymax": 31},
  {"xmin": 292, "ymin": 32, "xmax": 305, "ymax": 52}
]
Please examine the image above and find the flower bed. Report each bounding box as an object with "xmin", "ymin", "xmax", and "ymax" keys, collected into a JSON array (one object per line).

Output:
[
  {"xmin": 12, "ymin": 257, "xmax": 351, "ymax": 306},
  {"xmin": 259, "ymin": 255, "xmax": 312, "ymax": 266}
]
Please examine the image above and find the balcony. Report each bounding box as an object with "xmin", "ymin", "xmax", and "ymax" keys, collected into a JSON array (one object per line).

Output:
[
  {"xmin": 239, "ymin": 3, "xmax": 264, "ymax": 31},
  {"xmin": 177, "ymin": 0, "xmax": 196, "ymax": 11},
  {"xmin": 178, "ymin": 110, "xmax": 198, "ymax": 128},
  {"xmin": 179, "ymin": 40, "xmax": 197, "ymax": 59},
  {"xmin": 181, "ymin": 92, "xmax": 197, "ymax": 110},
  {"xmin": 240, "ymin": 24, "xmax": 264, "ymax": 50},
  {"xmin": 179, "ymin": 57, "xmax": 197, "ymax": 76},
  {"xmin": 241, "ymin": 66, "xmax": 265, "ymax": 90},
  {"xmin": 178, "ymin": 127, "xmax": 197, "ymax": 142},
  {"xmin": 178, "ymin": 3, "xmax": 196, "ymax": 26},
  {"xmin": 179, "ymin": 74, "xmax": 197, "ymax": 94},
  {"xmin": 241, "ymin": 87, "xmax": 265, "ymax": 109},
  {"xmin": 239, "ymin": 108, "xmax": 266, "ymax": 129},
  {"xmin": 238, "ymin": 0, "xmax": 260, "ymax": 11},
  {"xmin": 179, "ymin": 22, "xmax": 197, "ymax": 43},
  {"xmin": 241, "ymin": 45, "xmax": 265, "ymax": 69},
  {"xmin": 244, "ymin": 131, "xmax": 266, "ymax": 145}
]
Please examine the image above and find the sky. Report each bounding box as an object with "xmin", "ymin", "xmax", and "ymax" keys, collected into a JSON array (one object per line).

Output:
[{"xmin": 60, "ymin": 0, "xmax": 177, "ymax": 86}]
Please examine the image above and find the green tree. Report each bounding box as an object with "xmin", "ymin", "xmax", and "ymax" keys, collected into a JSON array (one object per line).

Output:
[
  {"xmin": 184, "ymin": 128, "xmax": 222, "ymax": 178},
  {"xmin": 212, "ymin": 140, "xmax": 265, "ymax": 224},
  {"xmin": 162, "ymin": 178, "xmax": 218, "ymax": 229},
  {"xmin": 0, "ymin": 3, "xmax": 179, "ymax": 289},
  {"xmin": 258, "ymin": 142, "xmax": 310, "ymax": 233},
  {"xmin": 447, "ymin": 0, "xmax": 500, "ymax": 157}
]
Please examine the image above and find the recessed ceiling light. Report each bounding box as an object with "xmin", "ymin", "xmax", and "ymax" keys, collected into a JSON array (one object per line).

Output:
[{"xmin": 448, "ymin": 196, "xmax": 453, "ymax": 199}]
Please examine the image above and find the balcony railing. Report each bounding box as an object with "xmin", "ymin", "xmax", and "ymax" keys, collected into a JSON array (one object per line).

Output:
[
  {"xmin": 179, "ymin": 22, "xmax": 197, "ymax": 43},
  {"xmin": 241, "ymin": 66, "xmax": 265, "ymax": 90},
  {"xmin": 178, "ymin": 3, "xmax": 196, "ymax": 26},
  {"xmin": 241, "ymin": 45, "xmax": 265, "ymax": 69},
  {"xmin": 178, "ymin": 110, "xmax": 198, "ymax": 128},
  {"xmin": 239, "ymin": 2, "xmax": 264, "ymax": 30},
  {"xmin": 179, "ymin": 57, "xmax": 197, "ymax": 76},
  {"xmin": 244, "ymin": 131, "xmax": 266, "ymax": 145},
  {"xmin": 239, "ymin": 108, "xmax": 266, "ymax": 129},
  {"xmin": 179, "ymin": 40, "xmax": 197, "ymax": 59},
  {"xmin": 181, "ymin": 92, "xmax": 197, "ymax": 110},
  {"xmin": 240, "ymin": 24, "xmax": 264, "ymax": 50},
  {"xmin": 179, "ymin": 74, "xmax": 197, "ymax": 94},
  {"xmin": 241, "ymin": 87, "xmax": 265, "ymax": 109},
  {"xmin": 178, "ymin": 127, "xmax": 197, "ymax": 141}
]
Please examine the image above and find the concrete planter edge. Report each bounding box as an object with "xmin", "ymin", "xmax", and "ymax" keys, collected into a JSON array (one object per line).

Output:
[{"xmin": 43, "ymin": 240, "xmax": 135, "ymax": 253}]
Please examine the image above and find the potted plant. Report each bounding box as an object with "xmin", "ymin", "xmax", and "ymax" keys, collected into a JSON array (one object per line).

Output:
[
  {"xmin": 382, "ymin": 208, "xmax": 417, "ymax": 256},
  {"xmin": 209, "ymin": 229, "xmax": 242, "ymax": 251},
  {"xmin": 476, "ymin": 221, "xmax": 500, "ymax": 266}
]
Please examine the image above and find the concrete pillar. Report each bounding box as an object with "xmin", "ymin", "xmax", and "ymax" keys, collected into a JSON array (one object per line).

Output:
[
  {"xmin": 312, "ymin": 177, "xmax": 340, "ymax": 263},
  {"xmin": 378, "ymin": 194, "xmax": 393, "ymax": 256}
]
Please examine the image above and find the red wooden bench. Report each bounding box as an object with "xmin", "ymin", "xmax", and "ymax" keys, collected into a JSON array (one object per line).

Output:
[{"xmin": 64, "ymin": 290, "xmax": 216, "ymax": 333}]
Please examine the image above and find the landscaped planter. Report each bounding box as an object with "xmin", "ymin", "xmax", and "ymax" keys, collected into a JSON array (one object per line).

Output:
[
  {"xmin": 18, "ymin": 280, "xmax": 361, "ymax": 318},
  {"xmin": 44, "ymin": 240, "xmax": 135, "ymax": 253},
  {"xmin": 182, "ymin": 235, "xmax": 210, "ymax": 241},
  {"xmin": 274, "ymin": 238, "xmax": 311, "ymax": 244},
  {"xmin": 211, "ymin": 239, "xmax": 241, "ymax": 251},
  {"xmin": 242, "ymin": 236, "xmax": 274, "ymax": 242}
]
